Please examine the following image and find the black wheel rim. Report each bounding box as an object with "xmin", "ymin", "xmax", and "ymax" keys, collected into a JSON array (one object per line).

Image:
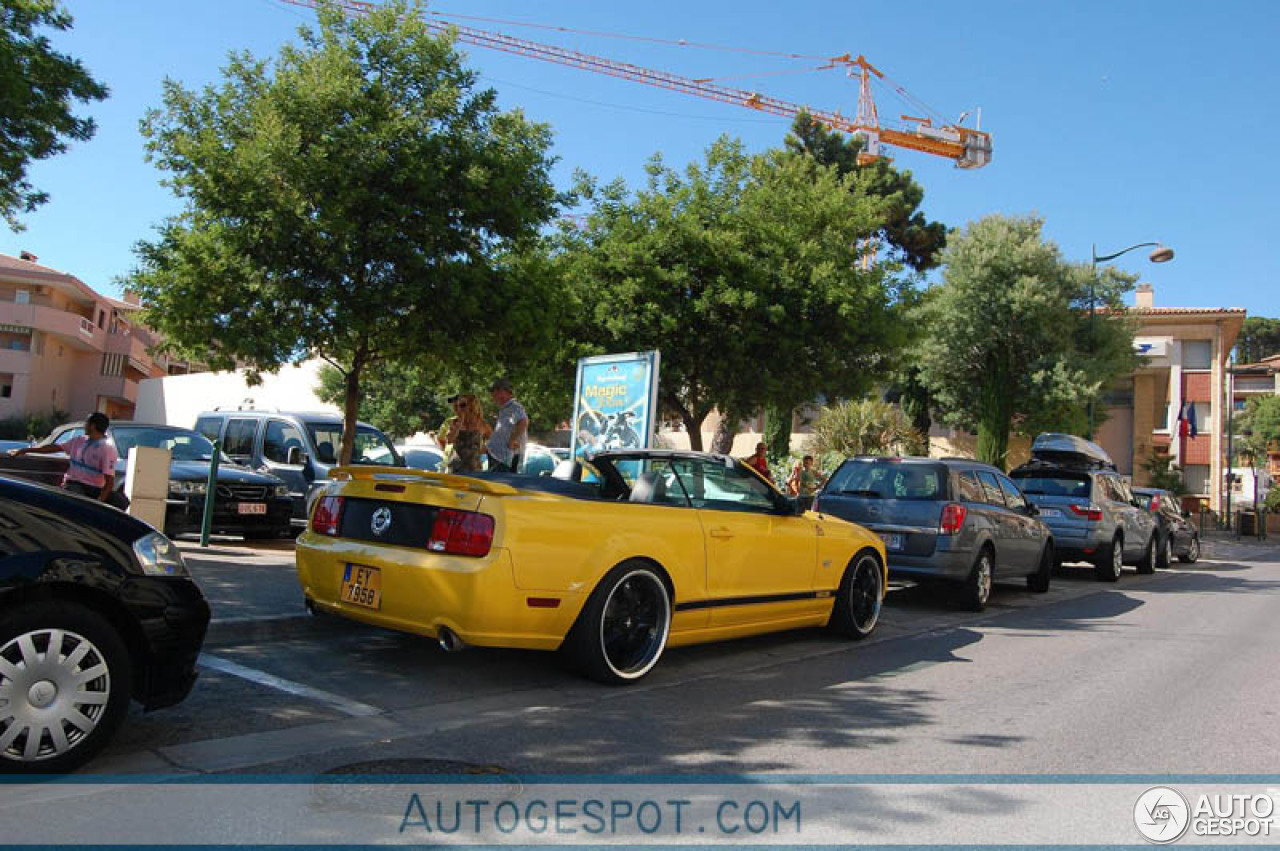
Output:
[
  {"xmin": 600, "ymin": 572, "xmax": 669, "ymax": 678},
  {"xmin": 850, "ymin": 557, "xmax": 881, "ymax": 632}
]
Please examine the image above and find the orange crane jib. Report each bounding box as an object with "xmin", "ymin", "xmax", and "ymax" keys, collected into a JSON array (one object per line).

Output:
[{"xmin": 279, "ymin": 0, "xmax": 992, "ymax": 169}]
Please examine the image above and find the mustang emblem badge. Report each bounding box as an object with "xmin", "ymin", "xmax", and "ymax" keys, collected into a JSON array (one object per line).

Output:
[{"xmin": 371, "ymin": 507, "xmax": 393, "ymax": 536}]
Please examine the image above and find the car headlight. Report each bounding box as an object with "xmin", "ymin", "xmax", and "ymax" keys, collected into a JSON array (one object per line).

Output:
[
  {"xmin": 168, "ymin": 480, "xmax": 207, "ymax": 496},
  {"xmin": 273, "ymin": 484, "xmax": 290, "ymax": 497},
  {"xmin": 132, "ymin": 531, "xmax": 189, "ymax": 577}
]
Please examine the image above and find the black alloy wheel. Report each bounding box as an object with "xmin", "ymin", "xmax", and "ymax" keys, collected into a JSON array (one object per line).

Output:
[
  {"xmin": 567, "ymin": 561, "xmax": 671, "ymax": 685},
  {"xmin": 829, "ymin": 551, "xmax": 883, "ymax": 639}
]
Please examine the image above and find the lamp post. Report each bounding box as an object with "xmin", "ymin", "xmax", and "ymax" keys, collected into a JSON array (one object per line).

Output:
[{"xmin": 1086, "ymin": 242, "xmax": 1175, "ymax": 439}]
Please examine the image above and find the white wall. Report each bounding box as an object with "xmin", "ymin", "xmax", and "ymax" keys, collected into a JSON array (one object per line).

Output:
[{"xmin": 135, "ymin": 359, "xmax": 339, "ymax": 427}]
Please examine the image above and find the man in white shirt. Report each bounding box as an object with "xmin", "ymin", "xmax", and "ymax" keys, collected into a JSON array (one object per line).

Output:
[{"xmin": 486, "ymin": 378, "xmax": 528, "ymax": 473}]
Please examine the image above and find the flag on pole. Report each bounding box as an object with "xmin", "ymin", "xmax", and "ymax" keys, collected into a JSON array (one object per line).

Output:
[{"xmin": 1186, "ymin": 401, "xmax": 1198, "ymax": 438}]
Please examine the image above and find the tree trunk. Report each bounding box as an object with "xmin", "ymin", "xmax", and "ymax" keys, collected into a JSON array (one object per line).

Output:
[
  {"xmin": 681, "ymin": 410, "xmax": 704, "ymax": 452},
  {"xmin": 711, "ymin": 409, "xmax": 740, "ymax": 455},
  {"xmin": 340, "ymin": 361, "xmax": 363, "ymax": 467}
]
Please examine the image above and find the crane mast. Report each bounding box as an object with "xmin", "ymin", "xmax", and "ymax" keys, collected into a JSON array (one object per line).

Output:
[{"xmin": 279, "ymin": 0, "xmax": 992, "ymax": 169}]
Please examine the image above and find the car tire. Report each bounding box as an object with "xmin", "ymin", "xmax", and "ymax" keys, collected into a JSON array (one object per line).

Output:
[
  {"xmin": 1026, "ymin": 544, "xmax": 1053, "ymax": 593},
  {"xmin": 1095, "ymin": 534, "xmax": 1123, "ymax": 582},
  {"xmin": 1156, "ymin": 533, "xmax": 1173, "ymax": 569},
  {"xmin": 565, "ymin": 561, "xmax": 672, "ymax": 685},
  {"xmin": 0, "ymin": 601, "xmax": 134, "ymax": 774},
  {"xmin": 1179, "ymin": 536, "xmax": 1201, "ymax": 564},
  {"xmin": 959, "ymin": 548, "xmax": 993, "ymax": 612},
  {"xmin": 829, "ymin": 550, "xmax": 883, "ymax": 639},
  {"xmin": 1135, "ymin": 536, "xmax": 1157, "ymax": 575}
]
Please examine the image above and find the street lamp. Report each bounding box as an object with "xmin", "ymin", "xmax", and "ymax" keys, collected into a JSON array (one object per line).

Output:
[{"xmin": 1086, "ymin": 241, "xmax": 1175, "ymax": 438}]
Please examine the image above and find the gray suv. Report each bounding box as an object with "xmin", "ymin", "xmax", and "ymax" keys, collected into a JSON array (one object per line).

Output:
[
  {"xmin": 815, "ymin": 457, "xmax": 1054, "ymax": 611},
  {"xmin": 194, "ymin": 410, "xmax": 403, "ymax": 529},
  {"xmin": 1009, "ymin": 438, "xmax": 1158, "ymax": 581}
]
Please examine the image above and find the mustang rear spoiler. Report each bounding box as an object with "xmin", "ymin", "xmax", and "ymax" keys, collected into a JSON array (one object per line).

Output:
[{"xmin": 329, "ymin": 465, "xmax": 521, "ymax": 496}]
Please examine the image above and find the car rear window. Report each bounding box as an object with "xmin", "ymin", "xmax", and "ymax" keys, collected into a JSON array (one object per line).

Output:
[
  {"xmin": 826, "ymin": 460, "xmax": 946, "ymax": 500},
  {"xmin": 1010, "ymin": 473, "xmax": 1091, "ymax": 499}
]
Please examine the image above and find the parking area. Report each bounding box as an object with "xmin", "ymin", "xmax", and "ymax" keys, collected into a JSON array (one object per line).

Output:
[{"xmin": 88, "ymin": 536, "xmax": 1280, "ymax": 775}]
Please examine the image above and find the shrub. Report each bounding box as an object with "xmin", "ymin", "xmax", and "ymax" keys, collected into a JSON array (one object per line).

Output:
[{"xmin": 808, "ymin": 399, "xmax": 928, "ymax": 460}]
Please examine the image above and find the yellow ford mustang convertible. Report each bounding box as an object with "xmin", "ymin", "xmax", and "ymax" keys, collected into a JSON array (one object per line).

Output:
[{"xmin": 295, "ymin": 450, "xmax": 886, "ymax": 683}]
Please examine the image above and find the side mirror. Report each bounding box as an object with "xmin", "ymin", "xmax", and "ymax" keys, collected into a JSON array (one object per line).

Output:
[
  {"xmin": 1181, "ymin": 509, "xmax": 1192, "ymax": 519},
  {"xmin": 1025, "ymin": 503, "xmax": 1039, "ymax": 516},
  {"xmin": 287, "ymin": 446, "xmax": 307, "ymax": 466},
  {"xmin": 778, "ymin": 495, "xmax": 803, "ymax": 516}
]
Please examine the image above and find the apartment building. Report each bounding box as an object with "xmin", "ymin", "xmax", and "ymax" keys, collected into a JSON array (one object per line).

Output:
[
  {"xmin": 0, "ymin": 252, "xmax": 196, "ymax": 425},
  {"xmin": 1230, "ymin": 352, "xmax": 1280, "ymax": 480},
  {"xmin": 1094, "ymin": 284, "xmax": 1246, "ymax": 511}
]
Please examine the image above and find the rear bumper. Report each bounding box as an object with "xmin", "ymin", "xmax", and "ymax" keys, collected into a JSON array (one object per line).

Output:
[
  {"xmin": 886, "ymin": 548, "xmax": 974, "ymax": 582},
  {"xmin": 119, "ymin": 576, "xmax": 211, "ymax": 710},
  {"xmin": 294, "ymin": 535, "xmax": 584, "ymax": 651}
]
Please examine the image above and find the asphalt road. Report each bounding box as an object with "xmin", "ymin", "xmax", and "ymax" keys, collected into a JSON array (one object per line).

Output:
[{"xmin": 92, "ymin": 538, "xmax": 1280, "ymax": 778}]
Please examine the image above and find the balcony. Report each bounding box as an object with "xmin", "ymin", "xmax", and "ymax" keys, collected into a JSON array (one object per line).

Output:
[
  {"xmin": 90, "ymin": 375, "xmax": 139, "ymax": 405},
  {"xmin": 0, "ymin": 301, "xmax": 104, "ymax": 351},
  {"xmin": 105, "ymin": 332, "xmax": 155, "ymax": 375}
]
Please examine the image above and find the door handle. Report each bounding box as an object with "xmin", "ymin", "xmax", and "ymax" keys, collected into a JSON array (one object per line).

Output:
[{"xmin": 709, "ymin": 528, "xmax": 734, "ymax": 539}]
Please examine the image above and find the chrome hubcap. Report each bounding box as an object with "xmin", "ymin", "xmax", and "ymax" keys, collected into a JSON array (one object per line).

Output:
[
  {"xmin": 0, "ymin": 628, "xmax": 111, "ymax": 763},
  {"xmin": 1112, "ymin": 543, "xmax": 1122, "ymax": 574},
  {"xmin": 978, "ymin": 558, "xmax": 991, "ymax": 602}
]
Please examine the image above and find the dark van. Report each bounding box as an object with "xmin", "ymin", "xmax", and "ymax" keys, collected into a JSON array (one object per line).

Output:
[{"xmin": 193, "ymin": 410, "xmax": 403, "ymax": 529}]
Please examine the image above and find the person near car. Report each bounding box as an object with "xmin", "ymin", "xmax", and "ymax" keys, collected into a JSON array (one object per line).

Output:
[
  {"xmin": 6, "ymin": 412, "xmax": 126, "ymax": 507},
  {"xmin": 487, "ymin": 378, "xmax": 528, "ymax": 473},
  {"xmin": 436, "ymin": 394, "xmax": 462, "ymax": 468},
  {"xmin": 787, "ymin": 454, "xmax": 826, "ymax": 510},
  {"xmin": 744, "ymin": 442, "xmax": 773, "ymax": 482},
  {"xmin": 446, "ymin": 394, "xmax": 491, "ymax": 474}
]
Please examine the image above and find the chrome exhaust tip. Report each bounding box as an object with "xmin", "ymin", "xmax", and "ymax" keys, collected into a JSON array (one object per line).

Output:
[{"xmin": 437, "ymin": 627, "xmax": 468, "ymax": 653}]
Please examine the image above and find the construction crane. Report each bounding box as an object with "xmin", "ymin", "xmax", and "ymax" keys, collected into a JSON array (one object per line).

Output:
[{"xmin": 278, "ymin": 0, "xmax": 992, "ymax": 169}]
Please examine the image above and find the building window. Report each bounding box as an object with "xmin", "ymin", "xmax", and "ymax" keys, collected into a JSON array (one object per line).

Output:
[
  {"xmin": 14, "ymin": 290, "xmax": 29, "ymax": 305},
  {"xmin": 1183, "ymin": 340, "xmax": 1213, "ymax": 370},
  {"xmin": 1183, "ymin": 464, "xmax": 1210, "ymax": 495},
  {"xmin": 0, "ymin": 374, "xmax": 11, "ymax": 398}
]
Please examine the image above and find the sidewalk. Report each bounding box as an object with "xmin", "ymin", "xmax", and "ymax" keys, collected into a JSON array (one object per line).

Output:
[{"xmin": 176, "ymin": 539, "xmax": 325, "ymax": 645}]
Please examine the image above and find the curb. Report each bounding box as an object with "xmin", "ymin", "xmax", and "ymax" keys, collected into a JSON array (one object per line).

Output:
[{"xmin": 204, "ymin": 613, "xmax": 320, "ymax": 646}]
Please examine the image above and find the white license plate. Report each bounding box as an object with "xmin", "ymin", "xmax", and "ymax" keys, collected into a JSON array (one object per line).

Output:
[
  {"xmin": 879, "ymin": 533, "xmax": 904, "ymax": 551},
  {"xmin": 1038, "ymin": 508, "xmax": 1062, "ymax": 518},
  {"xmin": 237, "ymin": 502, "xmax": 268, "ymax": 515}
]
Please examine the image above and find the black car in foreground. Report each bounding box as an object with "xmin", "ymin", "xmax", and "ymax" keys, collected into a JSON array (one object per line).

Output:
[{"xmin": 0, "ymin": 476, "xmax": 210, "ymax": 773}]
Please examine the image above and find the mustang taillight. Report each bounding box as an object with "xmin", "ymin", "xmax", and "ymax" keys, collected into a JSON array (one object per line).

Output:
[
  {"xmin": 428, "ymin": 509, "xmax": 495, "ymax": 557},
  {"xmin": 1069, "ymin": 504, "xmax": 1104, "ymax": 522},
  {"xmin": 939, "ymin": 503, "xmax": 967, "ymax": 535},
  {"xmin": 312, "ymin": 496, "xmax": 345, "ymax": 536}
]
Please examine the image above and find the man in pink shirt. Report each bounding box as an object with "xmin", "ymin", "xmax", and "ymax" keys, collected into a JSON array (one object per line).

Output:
[{"xmin": 7, "ymin": 412, "xmax": 121, "ymax": 504}]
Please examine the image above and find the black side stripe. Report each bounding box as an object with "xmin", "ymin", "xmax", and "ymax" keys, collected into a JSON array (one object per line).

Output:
[{"xmin": 675, "ymin": 590, "xmax": 833, "ymax": 612}]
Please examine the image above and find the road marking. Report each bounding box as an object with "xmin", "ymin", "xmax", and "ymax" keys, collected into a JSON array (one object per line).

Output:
[{"xmin": 199, "ymin": 654, "xmax": 383, "ymax": 718}]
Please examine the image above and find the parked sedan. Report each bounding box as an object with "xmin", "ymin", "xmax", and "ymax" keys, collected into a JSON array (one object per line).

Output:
[
  {"xmin": 815, "ymin": 456, "xmax": 1054, "ymax": 611},
  {"xmin": 0, "ymin": 475, "xmax": 210, "ymax": 772},
  {"xmin": 30, "ymin": 423, "xmax": 294, "ymax": 539},
  {"xmin": 1133, "ymin": 487, "xmax": 1201, "ymax": 566}
]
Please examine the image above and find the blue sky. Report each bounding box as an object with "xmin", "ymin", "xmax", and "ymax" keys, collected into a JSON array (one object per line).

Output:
[{"xmin": 9, "ymin": 0, "xmax": 1279, "ymax": 317}]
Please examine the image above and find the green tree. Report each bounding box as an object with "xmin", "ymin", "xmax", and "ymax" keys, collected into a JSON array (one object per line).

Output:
[
  {"xmin": 786, "ymin": 112, "xmax": 948, "ymax": 273},
  {"xmin": 558, "ymin": 137, "xmax": 907, "ymax": 451},
  {"xmin": 1236, "ymin": 317, "xmax": 1280, "ymax": 364},
  {"xmin": 916, "ymin": 214, "xmax": 1139, "ymax": 469},
  {"xmin": 316, "ymin": 362, "xmax": 449, "ymax": 441},
  {"xmin": 1141, "ymin": 451, "xmax": 1187, "ymax": 496},
  {"xmin": 1238, "ymin": 395, "xmax": 1280, "ymax": 462},
  {"xmin": 808, "ymin": 398, "xmax": 927, "ymax": 463},
  {"xmin": 0, "ymin": 0, "xmax": 107, "ymax": 230},
  {"xmin": 129, "ymin": 2, "xmax": 558, "ymax": 464}
]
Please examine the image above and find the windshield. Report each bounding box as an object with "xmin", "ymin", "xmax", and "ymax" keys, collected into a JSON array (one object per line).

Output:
[
  {"xmin": 1010, "ymin": 473, "xmax": 1091, "ymax": 499},
  {"xmin": 111, "ymin": 427, "xmax": 227, "ymax": 463},
  {"xmin": 825, "ymin": 459, "xmax": 945, "ymax": 500},
  {"xmin": 306, "ymin": 423, "xmax": 401, "ymax": 466}
]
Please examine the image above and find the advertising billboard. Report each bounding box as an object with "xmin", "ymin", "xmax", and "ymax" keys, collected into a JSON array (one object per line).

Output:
[{"xmin": 571, "ymin": 351, "xmax": 661, "ymax": 461}]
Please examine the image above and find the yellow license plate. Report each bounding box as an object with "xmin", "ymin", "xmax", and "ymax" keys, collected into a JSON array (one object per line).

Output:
[{"xmin": 340, "ymin": 564, "xmax": 382, "ymax": 610}]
